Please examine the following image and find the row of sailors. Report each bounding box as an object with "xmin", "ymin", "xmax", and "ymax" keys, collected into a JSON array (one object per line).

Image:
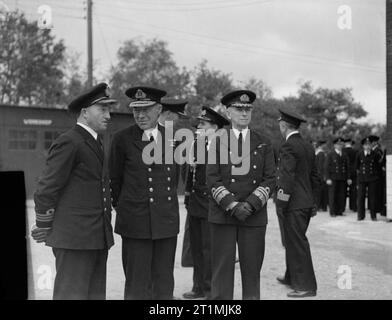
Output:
[{"xmin": 313, "ymin": 136, "xmax": 386, "ymax": 220}]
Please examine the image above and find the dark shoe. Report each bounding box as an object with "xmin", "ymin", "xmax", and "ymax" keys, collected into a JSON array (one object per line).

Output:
[
  {"xmin": 357, "ymin": 218, "xmax": 364, "ymax": 221},
  {"xmin": 287, "ymin": 290, "xmax": 316, "ymax": 298},
  {"xmin": 276, "ymin": 276, "xmax": 291, "ymax": 286},
  {"xmin": 182, "ymin": 291, "xmax": 206, "ymax": 300},
  {"xmin": 371, "ymin": 218, "xmax": 377, "ymax": 221}
]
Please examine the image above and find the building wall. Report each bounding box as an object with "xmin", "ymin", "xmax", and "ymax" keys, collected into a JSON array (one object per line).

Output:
[{"xmin": 0, "ymin": 105, "xmax": 133, "ymax": 198}]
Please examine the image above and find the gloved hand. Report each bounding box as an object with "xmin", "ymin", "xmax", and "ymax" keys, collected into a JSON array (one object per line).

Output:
[
  {"xmin": 31, "ymin": 225, "xmax": 52, "ymax": 243},
  {"xmin": 231, "ymin": 202, "xmax": 252, "ymax": 222}
]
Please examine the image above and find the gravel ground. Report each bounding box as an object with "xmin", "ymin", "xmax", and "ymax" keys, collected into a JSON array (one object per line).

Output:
[{"xmin": 27, "ymin": 197, "xmax": 392, "ymax": 300}]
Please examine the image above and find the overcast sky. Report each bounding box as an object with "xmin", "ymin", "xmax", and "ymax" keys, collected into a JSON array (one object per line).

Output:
[{"xmin": 5, "ymin": 0, "xmax": 386, "ymax": 124}]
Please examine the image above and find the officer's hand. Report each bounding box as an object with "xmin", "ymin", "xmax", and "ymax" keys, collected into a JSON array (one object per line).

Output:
[
  {"xmin": 31, "ymin": 226, "xmax": 52, "ymax": 243},
  {"xmin": 347, "ymin": 179, "xmax": 352, "ymax": 185},
  {"xmin": 232, "ymin": 203, "xmax": 252, "ymax": 222},
  {"xmin": 326, "ymin": 179, "xmax": 332, "ymax": 186}
]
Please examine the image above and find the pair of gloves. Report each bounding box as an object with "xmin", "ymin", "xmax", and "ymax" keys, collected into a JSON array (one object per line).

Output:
[{"xmin": 230, "ymin": 202, "xmax": 254, "ymax": 222}]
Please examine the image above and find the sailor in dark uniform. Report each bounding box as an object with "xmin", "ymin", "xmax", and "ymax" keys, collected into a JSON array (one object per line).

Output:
[
  {"xmin": 109, "ymin": 86, "xmax": 181, "ymax": 300},
  {"xmin": 32, "ymin": 83, "xmax": 116, "ymax": 299},
  {"xmin": 157, "ymin": 98, "xmax": 194, "ymax": 268},
  {"xmin": 315, "ymin": 140, "xmax": 328, "ymax": 212},
  {"xmin": 275, "ymin": 107, "xmax": 320, "ymax": 298},
  {"xmin": 343, "ymin": 138, "xmax": 358, "ymax": 212},
  {"xmin": 356, "ymin": 137, "xmax": 382, "ymax": 221},
  {"xmin": 368, "ymin": 135, "xmax": 384, "ymax": 215},
  {"xmin": 325, "ymin": 137, "xmax": 352, "ymax": 216},
  {"xmin": 207, "ymin": 90, "xmax": 276, "ymax": 300},
  {"xmin": 182, "ymin": 106, "xmax": 230, "ymax": 300}
]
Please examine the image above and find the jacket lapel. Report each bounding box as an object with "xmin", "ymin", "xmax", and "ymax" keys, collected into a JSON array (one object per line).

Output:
[
  {"xmin": 74, "ymin": 125, "xmax": 103, "ymax": 164},
  {"xmin": 133, "ymin": 125, "xmax": 150, "ymax": 151}
]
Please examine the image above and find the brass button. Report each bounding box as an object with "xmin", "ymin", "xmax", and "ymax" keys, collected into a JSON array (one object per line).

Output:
[
  {"xmin": 167, "ymin": 167, "xmax": 171, "ymax": 171},
  {"xmin": 253, "ymin": 180, "xmax": 256, "ymax": 184},
  {"xmin": 149, "ymin": 187, "xmax": 153, "ymax": 192},
  {"xmin": 168, "ymin": 196, "xmax": 172, "ymax": 201},
  {"xmin": 167, "ymin": 177, "xmax": 171, "ymax": 181},
  {"xmin": 254, "ymin": 151, "xmax": 257, "ymax": 155},
  {"xmin": 103, "ymin": 198, "xmax": 106, "ymax": 202},
  {"xmin": 148, "ymin": 168, "xmax": 152, "ymax": 172},
  {"xmin": 149, "ymin": 178, "xmax": 152, "ymax": 182},
  {"xmin": 253, "ymin": 165, "xmax": 257, "ymax": 169},
  {"xmin": 167, "ymin": 187, "xmax": 171, "ymax": 191},
  {"xmin": 150, "ymin": 198, "xmax": 154, "ymax": 203},
  {"xmin": 231, "ymin": 179, "xmax": 235, "ymax": 182},
  {"xmin": 103, "ymin": 188, "xmax": 106, "ymax": 192}
]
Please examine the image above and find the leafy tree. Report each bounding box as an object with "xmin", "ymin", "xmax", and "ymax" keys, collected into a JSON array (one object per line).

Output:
[
  {"xmin": 282, "ymin": 81, "xmax": 368, "ymax": 142},
  {"xmin": 0, "ymin": 10, "xmax": 67, "ymax": 107},
  {"xmin": 108, "ymin": 39, "xmax": 191, "ymax": 112}
]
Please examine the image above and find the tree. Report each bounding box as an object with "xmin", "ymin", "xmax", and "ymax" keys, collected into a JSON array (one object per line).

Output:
[
  {"xmin": 0, "ymin": 10, "xmax": 67, "ymax": 107},
  {"xmin": 108, "ymin": 39, "xmax": 191, "ymax": 112},
  {"xmin": 283, "ymin": 81, "xmax": 368, "ymax": 141}
]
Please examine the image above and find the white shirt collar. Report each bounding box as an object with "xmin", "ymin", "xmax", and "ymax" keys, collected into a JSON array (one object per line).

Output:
[
  {"xmin": 286, "ymin": 130, "xmax": 299, "ymax": 141},
  {"xmin": 232, "ymin": 127, "xmax": 248, "ymax": 141},
  {"xmin": 143, "ymin": 125, "xmax": 159, "ymax": 141},
  {"xmin": 334, "ymin": 148, "xmax": 342, "ymax": 155},
  {"xmin": 77, "ymin": 122, "xmax": 98, "ymax": 140}
]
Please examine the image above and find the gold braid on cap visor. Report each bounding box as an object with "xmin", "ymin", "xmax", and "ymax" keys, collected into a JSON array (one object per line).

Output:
[{"xmin": 129, "ymin": 100, "xmax": 158, "ymax": 108}]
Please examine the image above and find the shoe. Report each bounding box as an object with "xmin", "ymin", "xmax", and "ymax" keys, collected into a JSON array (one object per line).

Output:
[
  {"xmin": 357, "ymin": 218, "xmax": 364, "ymax": 221},
  {"xmin": 182, "ymin": 291, "xmax": 206, "ymax": 300},
  {"xmin": 287, "ymin": 290, "xmax": 316, "ymax": 298},
  {"xmin": 371, "ymin": 218, "xmax": 377, "ymax": 221},
  {"xmin": 276, "ymin": 276, "xmax": 291, "ymax": 286}
]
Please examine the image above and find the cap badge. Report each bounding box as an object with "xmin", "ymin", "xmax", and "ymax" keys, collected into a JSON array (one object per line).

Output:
[
  {"xmin": 240, "ymin": 94, "xmax": 249, "ymax": 102},
  {"xmin": 201, "ymin": 110, "xmax": 206, "ymax": 116},
  {"xmin": 135, "ymin": 89, "xmax": 146, "ymax": 99}
]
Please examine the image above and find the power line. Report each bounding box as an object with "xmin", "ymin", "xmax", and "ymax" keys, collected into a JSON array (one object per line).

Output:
[
  {"xmin": 97, "ymin": 17, "xmax": 384, "ymax": 75},
  {"xmin": 93, "ymin": 0, "xmax": 274, "ymax": 12},
  {"xmin": 96, "ymin": 13, "xmax": 384, "ymax": 73},
  {"xmin": 94, "ymin": 13, "xmax": 114, "ymax": 70}
]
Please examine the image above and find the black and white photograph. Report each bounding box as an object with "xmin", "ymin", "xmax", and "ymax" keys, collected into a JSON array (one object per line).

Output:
[{"xmin": 0, "ymin": 0, "xmax": 391, "ymax": 304}]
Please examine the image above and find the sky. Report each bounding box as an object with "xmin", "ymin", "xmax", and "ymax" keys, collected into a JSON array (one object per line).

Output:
[{"xmin": 3, "ymin": 0, "xmax": 387, "ymax": 124}]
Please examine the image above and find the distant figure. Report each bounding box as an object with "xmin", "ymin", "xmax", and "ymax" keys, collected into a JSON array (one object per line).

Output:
[
  {"xmin": 314, "ymin": 140, "xmax": 328, "ymax": 212},
  {"xmin": 355, "ymin": 137, "xmax": 382, "ymax": 221},
  {"xmin": 343, "ymin": 138, "xmax": 358, "ymax": 212},
  {"xmin": 325, "ymin": 137, "xmax": 352, "ymax": 217}
]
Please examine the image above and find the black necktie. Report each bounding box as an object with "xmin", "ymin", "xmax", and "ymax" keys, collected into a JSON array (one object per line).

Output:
[
  {"xmin": 238, "ymin": 131, "xmax": 243, "ymax": 158},
  {"xmin": 97, "ymin": 135, "xmax": 104, "ymax": 152},
  {"xmin": 149, "ymin": 135, "xmax": 154, "ymax": 142}
]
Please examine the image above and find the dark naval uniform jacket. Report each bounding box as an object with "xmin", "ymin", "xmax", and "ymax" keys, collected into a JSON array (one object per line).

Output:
[
  {"xmin": 207, "ymin": 128, "xmax": 276, "ymax": 226},
  {"xmin": 325, "ymin": 150, "xmax": 350, "ymax": 181},
  {"xmin": 355, "ymin": 150, "xmax": 381, "ymax": 182},
  {"xmin": 109, "ymin": 124, "xmax": 180, "ymax": 240},
  {"xmin": 185, "ymin": 139, "xmax": 210, "ymax": 218},
  {"xmin": 276, "ymin": 133, "xmax": 320, "ymax": 211},
  {"xmin": 34, "ymin": 125, "xmax": 114, "ymax": 250}
]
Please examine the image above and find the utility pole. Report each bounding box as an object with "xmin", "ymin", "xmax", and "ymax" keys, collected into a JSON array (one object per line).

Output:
[
  {"xmin": 87, "ymin": 0, "xmax": 93, "ymax": 87},
  {"xmin": 386, "ymin": 0, "xmax": 392, "ymax": 219}
]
